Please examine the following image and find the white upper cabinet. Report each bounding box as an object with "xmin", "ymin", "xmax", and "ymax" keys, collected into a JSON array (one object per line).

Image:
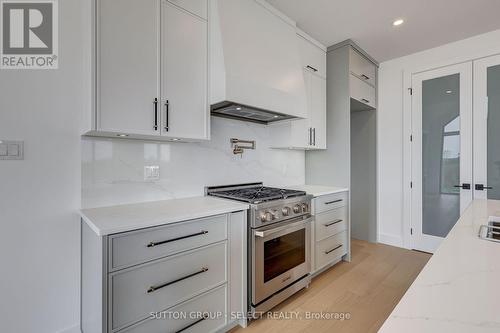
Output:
[
  {"xmin": 349, "ymin": 48, "xmax": 376, "ymax": 87},
  {"xmin": 309, "ymin": 73, "xmax": 327, "ymax": 149},
  {"xmin": 271, "ymin": 33, "xmax": 327, "ymax": 150},
  {"xmin": 161, "ymin": 1, "xmax": 209, "ymax": 140},
  {"xmin": 298, "ymin": 33, "xmax": 327, "ymax": 79},
  {"xmin": 349, "ymin": 48, "xmax": 377, "ymax": 110},
  {"xmin": 90, "ymin": 0, "xmax": 209, "ymax": 141},
  {"xmin": 350, "ymin": 74, "xmax": 376, "ymax": 109},
  {"xmin": 98, "ymin": 0, "xmax": 161, "ymax": 136}
]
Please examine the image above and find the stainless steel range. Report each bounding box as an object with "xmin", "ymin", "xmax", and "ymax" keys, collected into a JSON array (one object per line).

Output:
[{"xmin": 206, "ymin": 183, "xmax": 312, "ymax": 314}]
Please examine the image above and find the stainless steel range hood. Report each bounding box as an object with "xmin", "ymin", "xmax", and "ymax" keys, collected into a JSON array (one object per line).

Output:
[
  {"xmin": 211, "ymin": 101, "xmax": 296, "ymax": 124},
  {"xmin": 210, "ymin": 0, "xmax": 307, "ymax": 124}
]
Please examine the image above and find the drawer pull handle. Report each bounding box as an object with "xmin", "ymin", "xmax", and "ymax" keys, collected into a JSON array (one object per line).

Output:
[
  {"xmin": 324, "ymin": 199, "xmax": 343, "ymax": 205},
  {"xmin": 325, "ymin": 244, "xmax": 342, "ymax": 255},
  {"xmin": 361, "ymin": 74, "xmax": 370, "ymax": 80},
  {"xmin": 147, "ymin": 230, "xmax": 208, "ymax": 248},
  {"xmin": 175, "ymin": 313, "xmax": 209, "ymax": 333},
  {"xmin": 147, "ymin": 267, "xmax": 208, "ymax": 293},
  {"xmin": 361, "ymin": 98, "xmax": 370, "ymax": 103},
  {"xmin": 324, "ymin": 219, "xmax": 343, "ymax": 227},
  {"xmin": 306, "ymin": 65, "xmax": 318, "ymax": 72}
]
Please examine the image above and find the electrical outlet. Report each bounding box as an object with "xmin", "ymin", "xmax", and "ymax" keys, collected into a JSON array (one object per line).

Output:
[
  {"xmin": 0, "ymin": 140, "xmax": 23, "ymax": 160},
  {"xmin": 144, "ymin": 165, "xmax": 160, "ymax": 181}
]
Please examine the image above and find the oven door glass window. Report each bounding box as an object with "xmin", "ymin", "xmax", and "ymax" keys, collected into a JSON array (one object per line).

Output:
[{"xmin": 264, "ymin": 229, "xmax": 306, "ymax": 282}]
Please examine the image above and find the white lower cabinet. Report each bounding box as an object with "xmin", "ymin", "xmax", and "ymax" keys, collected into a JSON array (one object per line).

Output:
[
  {"xmin": 311, "ymin": 190, "xmax": 350, "ymax": 274},
  {"xmin": 81, "ymin": 211, "xmax": 247, "ymax": 333}
]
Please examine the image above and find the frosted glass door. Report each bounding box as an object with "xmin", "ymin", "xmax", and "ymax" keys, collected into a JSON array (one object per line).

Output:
[
  {"xmin": 411, "ymin": 63, "xmax": 473, "ymax": 253},
  {"xmin": 474, "ymin": 55, "xmax": 500, "ymax": 200}
]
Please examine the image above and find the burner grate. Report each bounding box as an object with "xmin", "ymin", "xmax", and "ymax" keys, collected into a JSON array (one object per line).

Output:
[{"xmin": 209, "ymin": 186, "xmax": 306, "ymax": 203}]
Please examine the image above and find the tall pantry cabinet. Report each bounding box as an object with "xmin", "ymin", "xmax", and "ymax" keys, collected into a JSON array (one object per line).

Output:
[{"xmin": 306, "ymin": 40, "xmax": 378, "ymax": 243}]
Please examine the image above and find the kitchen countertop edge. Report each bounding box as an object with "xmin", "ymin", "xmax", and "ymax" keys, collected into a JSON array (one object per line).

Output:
[{"xmin": 79, "ymin": 196, "xmax": 250, "ymax": 236}]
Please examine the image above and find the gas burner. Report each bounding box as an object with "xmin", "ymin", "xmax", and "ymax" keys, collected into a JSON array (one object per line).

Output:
[{"xmin": 207, "ymin": 184, "xmax": 306, "ymax": 204}]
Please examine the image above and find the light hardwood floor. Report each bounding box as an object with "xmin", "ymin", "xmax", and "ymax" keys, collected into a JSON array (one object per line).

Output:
[{"xmin": 232, "ymin": 239, "xmax": 431, "ymax": 333}]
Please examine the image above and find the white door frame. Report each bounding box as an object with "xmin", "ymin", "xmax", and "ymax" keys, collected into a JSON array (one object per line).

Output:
[
  {"xmin": 406, "ymin": 62, "xmax": 473, "ymax": 252},
  {"xmin": 473, "ymin": 55, "xmax": 500, "ymax": 200}
]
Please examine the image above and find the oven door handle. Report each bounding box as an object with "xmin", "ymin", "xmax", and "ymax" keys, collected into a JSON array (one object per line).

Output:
[{"xmin": 254, "ymin": 217, "xmax": 312, "ymax": 238}]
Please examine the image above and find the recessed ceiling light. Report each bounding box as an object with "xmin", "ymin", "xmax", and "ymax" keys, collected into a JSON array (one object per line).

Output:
[
  {"xmin": 446, "ymin": 90, "xmax": 453, "ymax": 94},
  {"xmin": 117, "ymin": 134, "xmax": 128, "ymax": 137},
  {"xmin": 236, "ymin": 107, "xmax": 242, "ymax": 111},
  {"xmin": 273, "ymin": 115, "xmax": 279, "ymax": 118},
  {"xmin": 393, "ymin": 19, "xmax": 404, "ymax": 26},
  {"xmin": 172, "ymin": 138, "xmax": 180, "ymax": 141}
]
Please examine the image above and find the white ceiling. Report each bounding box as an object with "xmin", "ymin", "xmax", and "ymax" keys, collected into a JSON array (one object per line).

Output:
[{"xmin": 266, "ymin": 0, "xmax": 500, "ymax": 62}]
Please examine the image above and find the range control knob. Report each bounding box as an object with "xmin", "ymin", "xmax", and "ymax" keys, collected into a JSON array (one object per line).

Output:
[
  {"xmin": 260, "ymin": 212, "xmax": 272, "ymax": 222},
  {"xmin": 270, "ymin": 210, "xmax": 278, "ymax": 220},
  {"xmin": 301, "ymin": 203, "xmax": 309, "ymax": 212},
  {"xmin": 293, "ymin": 205, "xmax": 301, "ymax": 214},
  {"xmin": 282, "ymin": 207, "xmax": 291, "ymax": 216}
]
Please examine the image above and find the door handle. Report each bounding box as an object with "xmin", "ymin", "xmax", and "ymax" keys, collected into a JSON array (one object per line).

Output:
[
  {"xmin": 164, "ymin": 100, "xmax": 170, "ymax": 132},
  {"xmin": 153, "ymin": 98, "xmax": 158, "ymax": 131},
  {"xmin": 313, "ymin": 128, "xmax": 316, "ymax": 146},
  {"xmin": 475, "ymin": 184, "xmax": 493, "ymax": 191},
  {"xmin": 454, "ymin": 183, "xmax": 471, "ymax": 190}
]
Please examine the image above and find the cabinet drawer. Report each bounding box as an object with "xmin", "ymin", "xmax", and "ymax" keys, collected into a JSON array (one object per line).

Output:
[
  {"xmin": 122, "ymin": 285, "xmax": 227, "ymax": 333},
  {"xmin": 109, "ymin": 214, "xmax": 227, "ymax": 271},
  {"xmin": 167, "ymin": 0, "xmax": 207, "ymax": 20},
  {"xmin": 298, "ymin": 35, "xmax": 326, "ymax": 78},
  {"xmin": 350, "ymin": 74, "xmax": 376, "ymax": 109},
  {"xmin": 110, "ymin": 242, "xmax": 227, "ymax": 331},
  {"xmin": 315, "ymin": 231, "xmax": 347, "ymax": 270},
  {"xmin": 349, "ymin": 48, "xmax": 376, "ymax": 86},
  {"xmin": 315, "ymin": 207, "xmax": 348, "ymax": 241},
  {"xmin": 314, "ymin": 192, "xmax": 348, "ymax": 214}
]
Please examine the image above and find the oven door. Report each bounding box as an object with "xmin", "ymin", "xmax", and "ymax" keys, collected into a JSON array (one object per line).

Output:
[{"xmin": 252, "ymin": 216, "xmax": 311, "ymax": 305}]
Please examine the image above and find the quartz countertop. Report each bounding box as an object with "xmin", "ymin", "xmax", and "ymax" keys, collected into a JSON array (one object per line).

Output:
[
  {"xmin": 284, "ymin": 184, "xmax": 349, "ymax": 197},
  {"xmin": 80, "ymin": 196, "xmax": 249, "ymax": 236},
  {"xmin": 379, "ymin": 199, "xmax": 500, "ymax": 333}
]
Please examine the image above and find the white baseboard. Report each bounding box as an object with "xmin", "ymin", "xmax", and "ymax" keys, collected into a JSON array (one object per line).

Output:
[
  {"xmin": 378, "ymin": 233, "xmax": 404, "ymax": 248},
  {"xmin": 56, "ymin": 324, "xmax": 81, "ymax": 333}
]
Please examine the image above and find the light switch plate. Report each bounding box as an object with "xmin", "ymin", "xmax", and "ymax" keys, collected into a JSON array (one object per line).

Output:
[
  {"xmin": 144, "ymin": 165, "xmax": 160, "ymax": 181},
  {"xmin": 0, "ymin": 140, "xmax": 23, "ymax": 160}
]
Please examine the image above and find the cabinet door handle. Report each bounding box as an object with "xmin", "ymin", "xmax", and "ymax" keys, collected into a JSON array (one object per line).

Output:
[
  {"xmin": 147, "ymin": 230, "xmax": 208, "ymax": 248},
  {"xmin": 175, "ymin": 313, "xmax": 209, "ymax": 333},
  {"xmin": 361, "ymin": 98, "xmax": 370, "ymax": 104},
  {"xmin": 325, "ymin": 199, "xmax": 343, "ymax": 205},
  {"xmin": 475, "ymin": 184, "xmax": 493, "ymax": 191},
  {"xmin": 308, "ymin": 128, "xmax": 312, "ymax": 146},
  {"xmin": 164, "ymin": 100, "xmax": 170, "ymax": 132},
  {"xmin": 147, "ymin": 267, "xmax": 208, "ymax": 293},
  {"xmin": 313, "ymin": 128, "xmax": 316, "ymax": 146},
  {"xmin": 325, "ymin": 244, "xmax": 342, "ymax": 254},
  {"xmin": 153, "ymin": 98, "xmax": 158, "ymax": 131},
  {"xmin": 454, "ymin": 183, "xmax": 471, "ymax": 190},
  {"xmin": 306, "ymin": 65, "xmax": 318, "ymax": 72},
  {"xmin": 324, "ymin": 219, "xmax": 343, "ymax": 227},
  {"xmin": 361, "ymin": 74, "xmax": 370, "ymax": 80}
]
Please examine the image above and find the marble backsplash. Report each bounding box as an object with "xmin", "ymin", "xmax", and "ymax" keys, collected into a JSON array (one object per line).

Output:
[{"xmin": 82, "ymin": 117, "xmax": 305, "ymax": 208}]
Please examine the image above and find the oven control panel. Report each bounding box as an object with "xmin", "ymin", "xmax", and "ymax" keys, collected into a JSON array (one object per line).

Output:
[{"xmin": 256, "ymin": 200, "xmax": 310, "ymax": 225}]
